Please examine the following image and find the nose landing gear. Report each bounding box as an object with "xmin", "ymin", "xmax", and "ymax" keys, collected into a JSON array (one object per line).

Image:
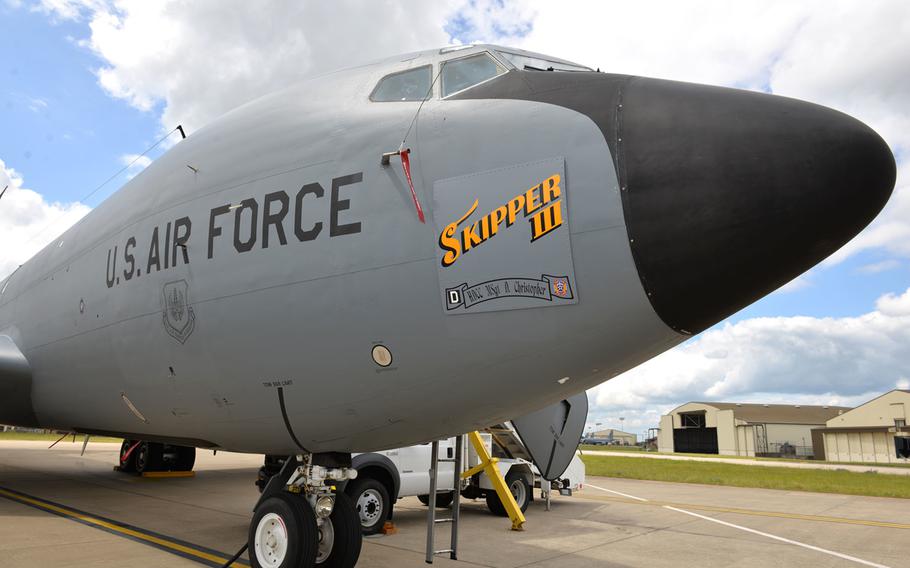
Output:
[{"xmin": 250, "ymin": 453, "xmax": 361, "ymax": 568}]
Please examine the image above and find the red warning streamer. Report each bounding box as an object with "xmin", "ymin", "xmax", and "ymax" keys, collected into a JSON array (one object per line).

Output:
[
  {"xmin": 120, "ymin": 441, "xmax": 142, "ymax": 464},
  {"xmin": 399, "ymin": 149, "xmax": 426, "ymax": 224}
]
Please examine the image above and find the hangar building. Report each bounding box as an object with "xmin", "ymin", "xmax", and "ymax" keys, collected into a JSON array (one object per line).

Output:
[
  {"xmin": 590, "ymin": 429, "xmax": 637, "ymax": 445},
  {"xmin": 657, "ymin": 401, "xmax": 850, "ymax": 457},
  {"xmin": 813, "ymin": 390, "xmax": 910, "ymax": 464}
]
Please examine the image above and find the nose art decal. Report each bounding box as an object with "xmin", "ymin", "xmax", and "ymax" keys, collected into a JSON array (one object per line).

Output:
[{"xmin": 433, "ymin": 157, "xmax": 578, "ymax": 314}]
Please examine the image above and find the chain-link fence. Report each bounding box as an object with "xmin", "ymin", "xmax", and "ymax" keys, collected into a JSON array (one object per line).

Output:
[{"xmin": 759, "ymin": 442, "xmax": 814, "ymax": 458}]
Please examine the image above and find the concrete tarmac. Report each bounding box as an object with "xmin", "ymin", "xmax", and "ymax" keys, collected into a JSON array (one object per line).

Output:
[{"xmin": 0, "ymin": 441, "xmax": 906, "ymax": 567}]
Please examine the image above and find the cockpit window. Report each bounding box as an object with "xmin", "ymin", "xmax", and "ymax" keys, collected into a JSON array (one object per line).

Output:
[
  {"xmin": 496, "ymin": 51, "xmax": 590, "ymax": 72},
  {"xmin": 441, "ymin": 52, "xmax": 506, "ymax": 97},
  {"xmin": 371, "ymin": 65, "xmax": 432, "ymax": 102}
]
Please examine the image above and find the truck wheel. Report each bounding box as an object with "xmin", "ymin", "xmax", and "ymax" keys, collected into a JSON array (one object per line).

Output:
[
  {"xmin": 346, "ymin": 478, "xmax": 390, "ymax": 535},
  {"xmin": 486, "ymin": 471, "xmax": 531, "ymax": 517},
  {"xmin": 417, "ymin": 493, "xmax": 454, "ymax": 508}
]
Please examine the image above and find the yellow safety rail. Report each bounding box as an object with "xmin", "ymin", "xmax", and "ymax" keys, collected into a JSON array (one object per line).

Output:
[{"xmin": 460, "ymin": 431, "xmax": 525, "ymax": 531}]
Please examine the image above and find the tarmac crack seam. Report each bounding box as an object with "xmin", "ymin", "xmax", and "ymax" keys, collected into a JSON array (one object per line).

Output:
[{"xmin": 586, "ymin": 483, "xmax": 892, "ymax": 568}]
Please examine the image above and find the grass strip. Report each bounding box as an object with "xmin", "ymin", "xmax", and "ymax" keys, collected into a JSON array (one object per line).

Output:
[
  {"xmin": 579, "ymin": 444, "xmax": 644, "ymax": 452},
  {"xmin": 580, "ymin": 447, "xmax": 910, "ymax": 468},
  {"xmin": 581, "ymin": 454, "xmax": 910, "ymax": 499}
]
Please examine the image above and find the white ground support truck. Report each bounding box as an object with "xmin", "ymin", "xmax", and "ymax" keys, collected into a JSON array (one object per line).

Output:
[{"xmin": 341, "ymin": 427, "xmax": 585, "ymax": 534}]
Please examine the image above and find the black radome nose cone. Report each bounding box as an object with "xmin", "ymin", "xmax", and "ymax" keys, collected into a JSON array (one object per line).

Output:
[
  {"xmin": 618, "ymin": 77, "xmax": 896, "ymax": 334},
  {"xmin": 450, "ymin": 70, "xmax": 896, "ymax": 335}
]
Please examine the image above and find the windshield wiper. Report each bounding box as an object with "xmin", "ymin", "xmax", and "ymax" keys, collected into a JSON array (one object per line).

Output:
[
  {"xmin": 524, "ymin": 64, "xmax": 591, "ymax": 73},
  {"xmin": 524, "ymin": 64, "xmax": 554, "ymax": 72}
]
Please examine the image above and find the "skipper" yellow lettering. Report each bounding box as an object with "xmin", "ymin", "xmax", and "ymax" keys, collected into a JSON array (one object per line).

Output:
[{"xmin": 438, "ymin": 173, "xmax": 563, "ymax": 267}]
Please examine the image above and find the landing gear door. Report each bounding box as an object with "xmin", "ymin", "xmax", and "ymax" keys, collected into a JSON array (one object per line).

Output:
[{"xmin": 510, "ymin": 392, "xmax": 588, "ymax": 481}]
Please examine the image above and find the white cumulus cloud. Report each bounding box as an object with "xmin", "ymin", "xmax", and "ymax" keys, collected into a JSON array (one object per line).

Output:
[
  {"xmin": 120, "ymin": 153, "xmax": 152, "ymax": 179},
  {"xmin": 39, "ymin": 0, "xmax": 464, "ymax": 134},
  {"xmin": 0, "ymin": 158, "xmax": 91, "ymax": 279},
  {"xmin": 876, "ymin": 289, "xmax": 910, "ymax": 317},
  {"xmin": 588, "ymin": 287, "xmax": 910, "ymax": 431},
  {"xmin": 857, "ymin": 259, "xmax": 901, "ymax": 274}
]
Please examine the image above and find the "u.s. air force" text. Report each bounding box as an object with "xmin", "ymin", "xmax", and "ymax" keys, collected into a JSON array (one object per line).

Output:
[{"xmin": 104, "ymin": 172, "xmax": 362, "ymax": 288}]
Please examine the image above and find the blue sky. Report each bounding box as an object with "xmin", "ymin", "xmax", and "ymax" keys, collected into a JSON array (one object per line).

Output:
[
  {"xmin": 1, "ymin": 5, "xmax": 164, "ymax": 207},
  {"xmin": 733, "ymin": 255, "xmax": 907, "ymax": 321},
  {"xmin": 2, "ymin": 1, "xmax": 908, "ymax": 438}
]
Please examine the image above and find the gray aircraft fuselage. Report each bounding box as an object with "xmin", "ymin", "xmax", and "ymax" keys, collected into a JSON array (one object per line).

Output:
[{"xmin": 0, "ymin": 45, "xmax": 896, "ymax": 456}]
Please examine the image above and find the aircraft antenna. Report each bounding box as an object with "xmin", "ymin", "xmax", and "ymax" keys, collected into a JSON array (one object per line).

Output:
[
  {"xmin": 399, "ymin": 66, "xmax": 444, "ymax": 150},
  {"xmin": 0, "ymin": 185, "xmax": 7, "ymax": 202},
  {"xmin": 378, "ymin": 67, "xmax": 444, "ymax": 224},
  {"xmin": 22, "ymin": 125, "xmax": 186, "ymax": 246}
]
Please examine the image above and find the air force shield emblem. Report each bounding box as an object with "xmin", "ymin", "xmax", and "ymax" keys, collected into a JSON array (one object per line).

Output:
[{"xmin": 162, "ymin": 279, "xmax": 196, "ymax": 344}]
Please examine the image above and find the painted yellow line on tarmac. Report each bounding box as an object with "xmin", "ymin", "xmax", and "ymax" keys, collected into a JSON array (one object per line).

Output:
[
  {"xmin": 579, "ymin": 490, "xmax": 910, "ymax": 530},
  {"xmin": 0, "ymin": 486, "xmax": 248, "ymax": 566},
  {"xmin": 141, "ymin": 470, "xmax": 196, "ymax": 478}
]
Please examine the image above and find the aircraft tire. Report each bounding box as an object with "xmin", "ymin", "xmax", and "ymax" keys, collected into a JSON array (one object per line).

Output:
[
  {"xmin": 249, "ymin": 492, "xmax": 317, "ymax": 568},
  {"xmin": 174, "ymin": 445, "xmax": 195, "ymax": 471},
  {"xmin": 118, "ymin": 440, "xmax": 137, "ymax": 473},
  {"xmin": 315, "ymin": 491, "xmax": 362, "ymax": 568},
  {"xmin": 346, "ymin": 478, "xmax": 389, "ymax": 535},
  {"xmin": 134, "ymin": 442, "xmax": 163, "ymax": 474},
  {"xmin": 417, "ymin": 492, "xmax": 454, "ymax": 508},
  {"xmin": 486, "ymin": 470, "xmax": 531, "ymax": 517}
]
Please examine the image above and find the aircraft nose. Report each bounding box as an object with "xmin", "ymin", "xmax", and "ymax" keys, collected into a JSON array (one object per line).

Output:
[{"xmin": 618, "ymin": 77, "xmax": 896, "ymax": 334}]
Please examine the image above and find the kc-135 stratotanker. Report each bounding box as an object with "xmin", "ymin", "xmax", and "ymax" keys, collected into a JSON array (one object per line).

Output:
[{"xmin": 0, "ymin": 45, "xmax": 896, "ymax": 567}]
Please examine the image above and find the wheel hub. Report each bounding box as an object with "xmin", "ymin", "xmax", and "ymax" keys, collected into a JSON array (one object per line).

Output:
[
  {"xmin": 315, "ymin": 517, "xmax": 335, "ymax": 564},
  {"xmin": 510, "ymin": 479, "xmax": 526, "ymax": 505},
  {"xmin": 357, "ymin": 489, "xmax": 383, "ymax": 526},
  {"xmin": 254, "ymin": 513, "xmax": 288, "ymax": 568}
]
